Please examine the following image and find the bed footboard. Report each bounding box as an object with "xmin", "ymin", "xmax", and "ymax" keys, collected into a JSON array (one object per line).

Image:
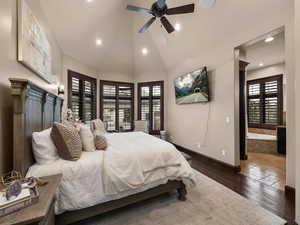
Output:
[{"xmin": 56, "ymin": 180, "xmax": 187, "ymax": 225}]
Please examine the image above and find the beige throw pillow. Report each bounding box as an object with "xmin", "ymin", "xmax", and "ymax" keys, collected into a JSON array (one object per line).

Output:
[
  {"xmin": 94, "ymin": 132, "xmax": 108, "ymax": 150},
  {"xmin": 51, "ymin": 122, "xmax": 82, "ymax": 161},
  {"xmin": 92, "ymin": 119, "xmax": 106, "ymax": 133},
  {"xmin": 80, "ymin": 125, "xmax": 96, "ymax": 152}
]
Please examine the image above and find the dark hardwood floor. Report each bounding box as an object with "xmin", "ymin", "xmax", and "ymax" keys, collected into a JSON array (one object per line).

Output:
[{"xmin": 183, "ymin": 149, "xmax": 296, "ymax": 225}]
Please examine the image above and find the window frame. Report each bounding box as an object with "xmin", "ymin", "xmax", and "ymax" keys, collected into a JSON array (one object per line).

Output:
[
  {"xmin": 100, "ymin": 80, "xmax": 135, "ymax": 132},
  {"xmin": 247, "ymin": 74, "xmax": 283, "ymax": 130},
  {"xmin": 138, "ymin": 81, "xmax": 164, "ymax": 135},
  {"xmin": 67, "ymin": 70, "xmax": 97, "ymax": 123}
]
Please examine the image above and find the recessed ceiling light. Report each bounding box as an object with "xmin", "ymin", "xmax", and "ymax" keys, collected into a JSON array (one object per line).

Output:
[
  {"xmin": 142, "ymin": 48, "xmax": 148, "ymax": 55},
  {"xmin": 86, "ymin": 0, "xmax": 93, "ymax": 3},
  {"xmin": 265, "ymin": 37, "xmax": 274, "ymax": 43},
  {"xmin": 96, "ymin": 39, "xmax": 102, "ymax": 46},
  {"xmin": 259, "ymin": 62, "xmax": 264, "ymax": 67},
  {"xmin": 175, "ymin": 23, "xmax": 181, "ymax": 31}
]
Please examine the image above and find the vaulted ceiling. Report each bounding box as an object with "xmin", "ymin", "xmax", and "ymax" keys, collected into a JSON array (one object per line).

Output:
[
  {"xmin": 40, "ymin": 0, "xmax": 134, "ymax": 74},
  {"xmin": 39, "ymin": 0, "xmax": 291, "ymax": 76}
]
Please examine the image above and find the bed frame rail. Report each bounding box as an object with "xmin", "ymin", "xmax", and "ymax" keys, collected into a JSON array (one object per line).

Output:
[{"xmin": 57, "ymin": 180, "xmax": 187, "ymax": 225}]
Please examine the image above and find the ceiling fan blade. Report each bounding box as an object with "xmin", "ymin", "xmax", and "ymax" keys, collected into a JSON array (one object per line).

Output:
[
  {"xmin": 166, "ymin": 4, "xmax": 195, "ymax": 15},
  {"xmin": 160, "ymin": 16, "xmax": 175, "ymax": 33},
  {"xmin": 126, "ymin": 5, "xmax": 153, "ymax": 14},
  {"xmin": 157, "ymin": 0, "xmax": 166, "ymax": 9},
  {"xmin": 139, "ymin": 17, "xmax": 156, "ymax": 33}
]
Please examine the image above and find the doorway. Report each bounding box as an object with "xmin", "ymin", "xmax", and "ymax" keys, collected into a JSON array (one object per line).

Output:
[{"xmin": 237, "ymin": 30, "xmax": 286, "ymax": 191}]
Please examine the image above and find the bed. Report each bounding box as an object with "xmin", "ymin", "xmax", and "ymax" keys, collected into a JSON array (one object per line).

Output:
[{"xmin": 9, "ymin": 78, "xmax": 195, "ymax": 225}]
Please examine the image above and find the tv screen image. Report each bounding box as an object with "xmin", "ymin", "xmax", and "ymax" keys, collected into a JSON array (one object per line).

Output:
[{"xmin": 174, "ymin": 67, "xmax": 209, "ymax": 104}]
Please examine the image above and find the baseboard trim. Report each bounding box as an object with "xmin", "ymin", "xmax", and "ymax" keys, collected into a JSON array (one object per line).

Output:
[{"xmin": 173, "ymin": 144, "xmax": 241, "ymax": 173}]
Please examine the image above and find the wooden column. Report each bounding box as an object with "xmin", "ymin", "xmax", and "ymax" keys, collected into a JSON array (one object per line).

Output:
[{"xmin": 239, "ymin": 61, "xmax": 249, "ymax": 161}]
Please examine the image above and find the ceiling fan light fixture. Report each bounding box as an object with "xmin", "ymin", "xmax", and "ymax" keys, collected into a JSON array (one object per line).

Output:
[{"xmin": 199, "ymin": 0, "xmax": 216, "ymax": 8}]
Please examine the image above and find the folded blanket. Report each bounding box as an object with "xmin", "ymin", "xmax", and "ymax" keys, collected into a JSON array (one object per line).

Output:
[{"xmin": 103, "ymin": 132, "xmax": 196, "ymax": 195}]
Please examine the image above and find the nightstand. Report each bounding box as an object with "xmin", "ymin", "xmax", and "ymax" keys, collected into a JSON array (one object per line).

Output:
[{"xmin": 0, "ymin": 174, "xmax": 62, "ymax": 225}]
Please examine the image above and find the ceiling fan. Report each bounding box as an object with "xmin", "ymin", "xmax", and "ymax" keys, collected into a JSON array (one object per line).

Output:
[{"xmin": 126, "ymin": 0, "xmax": 195, "ymax": 34}]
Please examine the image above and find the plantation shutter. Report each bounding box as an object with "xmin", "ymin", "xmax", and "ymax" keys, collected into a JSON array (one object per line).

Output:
[
  {"xmin": 68, "ymin": 71, "xmax": 97, "ymax": 123},
  {"xmin": 100, "ymin": 81, "xmax": 134, "ymax": 132},
  {"xmin": 138, "ymin": 81, "xmax": 164, "ymax": 135},
  {"xmin": 247, "ymin": 75, "xmax": 283, "ymax": 129}
]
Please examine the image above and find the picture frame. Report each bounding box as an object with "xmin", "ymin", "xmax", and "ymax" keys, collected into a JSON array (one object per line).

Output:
[{"xmin": 17, "ymin": 0, "xmax": 54, "ymax": 84}]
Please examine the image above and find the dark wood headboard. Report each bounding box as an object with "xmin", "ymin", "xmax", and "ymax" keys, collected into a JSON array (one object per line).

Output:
[{"xmin": 10, "ymin": 78, "xmax": 64, "ymax": 176}]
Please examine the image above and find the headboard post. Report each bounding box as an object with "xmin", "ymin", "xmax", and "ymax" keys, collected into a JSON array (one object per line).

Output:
[{"xmin": 9, "ymin": 78, "xmax": 64, "ymax": 176}]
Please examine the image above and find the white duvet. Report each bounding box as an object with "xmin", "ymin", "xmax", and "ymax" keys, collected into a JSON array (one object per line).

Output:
[{"xmin": 27, "ymin": 132, "xmax": 196, "ymax": 214}]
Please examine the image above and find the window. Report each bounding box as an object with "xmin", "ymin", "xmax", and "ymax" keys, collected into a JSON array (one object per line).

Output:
[
  {"xmin": 68, "ymin": 70, "xmax": 97, "ymax": 123},
  {"xmin": 247, "ymin": 75, "xmax": 283, "ymax": 129},
  {"xmin": 138, "ymin": 81, "xmax": 164, "ymax": 135},
  {"xmin": 100, "ymin": 80, "xmax": 134, "ymax": 132}
]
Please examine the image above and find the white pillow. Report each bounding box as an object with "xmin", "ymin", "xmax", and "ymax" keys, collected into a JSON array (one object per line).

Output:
[
  {"xmin": 32, "ymin": 128, "xmax": 59, "ymax": 165},
  {"xmin": 80, "ymin": 125, "xmax": 96, "ymax": 152}
]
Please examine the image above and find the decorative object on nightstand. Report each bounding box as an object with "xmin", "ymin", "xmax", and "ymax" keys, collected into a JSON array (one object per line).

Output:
[
  {"xmin": 0, "ymin": 174, "xmax": 62, "ymax": 225},
  {"xmin": 0, "ymin": 171, "xmax": 22, "ymax": 187},
  {"xmin": 0, "ymin": 176, "xmax": 40, "ymax": 217},
  {"xmin": 160, "ymin": 130, "xmax": 168, "ymax": 141}
]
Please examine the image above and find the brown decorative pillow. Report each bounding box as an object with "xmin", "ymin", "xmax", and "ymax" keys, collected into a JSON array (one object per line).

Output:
[
  {"xmin": 51, "ymin": 122, "xmax": 82, "ymax": 161},
  {"xmin": 94, "ymin": 133, "xmax": 108, "ymax": 150}
]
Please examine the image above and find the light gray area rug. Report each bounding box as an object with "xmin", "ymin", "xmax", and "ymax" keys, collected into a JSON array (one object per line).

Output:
[{"xmin": 75, "ymin": 170, "xmax": 286, "ymax": 225}]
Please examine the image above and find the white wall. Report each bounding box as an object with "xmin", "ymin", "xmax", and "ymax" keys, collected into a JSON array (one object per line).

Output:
[
  {"xmin": 285, "ymin": 0, "xmax": 296, "ymax": 189},
  {"xmin": 294, "ymin": 0, "xmax": 300, "ymax": 222},
  {"xmin": 247, "ymin": 63, "xmax": 287, "ymax": 112},
  {"xmin": 167, "ymin": 60, "xmax": 236, "ymax": 165},
  {"xmin": 0, "ymin": 0, "xmax": 63, "ymax": 174}
]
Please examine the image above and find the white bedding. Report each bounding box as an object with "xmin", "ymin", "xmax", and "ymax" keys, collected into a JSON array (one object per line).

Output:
[
  {"xmin": 103, "ymin": 132, "xmax": 195, "ymax": 195},
  {"xmin": 27, "ymin": 132, "xmax": 196, "ymax": 215}
]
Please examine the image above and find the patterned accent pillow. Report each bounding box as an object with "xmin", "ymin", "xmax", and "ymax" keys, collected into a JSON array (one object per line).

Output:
[
  {"xmin": 51, "ymin": 122, "xmax": 82, "ymax": 161},
  {"xmin": 94, "ymin": 132, "xmax": 108, "ymax": 150}
]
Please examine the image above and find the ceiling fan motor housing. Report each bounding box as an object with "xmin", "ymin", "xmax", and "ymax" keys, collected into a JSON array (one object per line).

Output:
[{"xmin": 151, "ymin": 2, "xmax": 167, "ymax": 18}]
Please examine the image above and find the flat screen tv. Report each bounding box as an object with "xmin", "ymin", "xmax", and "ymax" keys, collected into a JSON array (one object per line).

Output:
[{"xmin": 174, "ymin": 67, "xmax": 209, "ymax": 105}]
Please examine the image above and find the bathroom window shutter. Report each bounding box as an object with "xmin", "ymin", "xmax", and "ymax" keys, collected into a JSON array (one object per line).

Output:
[{"xmin": 247, "ymin": 75, "xmax": 283, "ymax": 129}]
